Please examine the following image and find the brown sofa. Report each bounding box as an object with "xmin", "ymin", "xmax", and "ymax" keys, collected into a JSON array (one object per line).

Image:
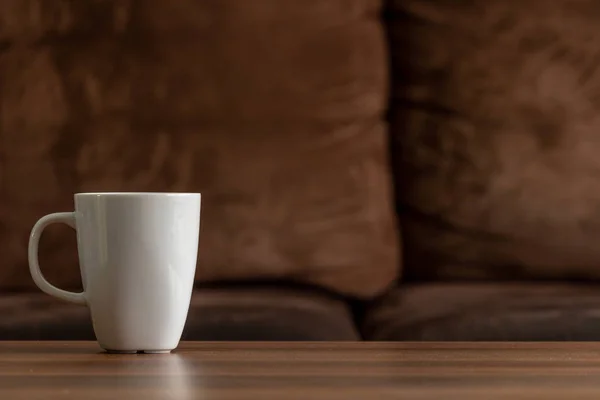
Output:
[{"xmin": 2, "ymin": 0, "xmax": 600, "ymax": 341}]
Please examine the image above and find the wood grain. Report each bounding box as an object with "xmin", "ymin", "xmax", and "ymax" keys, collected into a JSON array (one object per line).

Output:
[{"xmin": 3, "ymin": 342, "xmax": 600, "ymax": 399}]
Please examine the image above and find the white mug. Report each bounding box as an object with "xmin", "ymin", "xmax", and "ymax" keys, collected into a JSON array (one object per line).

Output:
[{"xmin": 28, "ymin": 192, "xmax": 201, "ymax": 354}]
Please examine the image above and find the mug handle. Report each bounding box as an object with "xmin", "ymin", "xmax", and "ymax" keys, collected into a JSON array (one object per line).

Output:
[{"xmin": 28, "ymin": 212, "xmax": 87, "ymax": 305}]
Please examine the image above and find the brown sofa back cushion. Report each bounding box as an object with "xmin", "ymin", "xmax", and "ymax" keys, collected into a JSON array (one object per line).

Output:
[
  {"xmin": 0, "ymin": 0, "xmax": 400, "ymax": 298},
  {"xmin": 388, "ymin": 0, "xmax": 600, "ymax": 281}
]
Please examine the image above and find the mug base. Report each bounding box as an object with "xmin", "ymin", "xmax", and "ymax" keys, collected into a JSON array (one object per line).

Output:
[
  {"xmin": 105, "ymin": 349, "xmax": 137, "ymax": 354},
  {"xmin": 104, "ymin": 349, "xmax": 172, "ymax": 354}
]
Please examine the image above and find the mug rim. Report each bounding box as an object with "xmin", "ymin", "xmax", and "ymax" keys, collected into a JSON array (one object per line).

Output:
[{"xmin": 75, "ymin": 192, "xmax": 201, "ymax": 197}]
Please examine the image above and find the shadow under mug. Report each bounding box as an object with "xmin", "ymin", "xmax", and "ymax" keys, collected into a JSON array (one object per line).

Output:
[{"xmin": 28, "ymin": 192, "xmax": 201, "ymax": 353}]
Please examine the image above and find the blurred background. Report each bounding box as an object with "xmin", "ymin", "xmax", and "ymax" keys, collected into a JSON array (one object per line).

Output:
[{"xmin": 2, "ymin": 0, "xmax": 600, "ymax": 341}]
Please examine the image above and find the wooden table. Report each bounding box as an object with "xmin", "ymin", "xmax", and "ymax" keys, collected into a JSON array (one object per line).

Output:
[{"xmin": 2, "ymin": 342, "xmax": 600, "ymax": 399}]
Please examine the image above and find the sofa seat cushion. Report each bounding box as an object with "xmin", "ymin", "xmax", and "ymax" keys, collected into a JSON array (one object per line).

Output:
[
  {"xmin": 0, "ymin": 286, "xmax": 359, "ymax": 341},
  {"xmin": 363, "ymin": 283, "xmax": 600, "ymax": 341}
]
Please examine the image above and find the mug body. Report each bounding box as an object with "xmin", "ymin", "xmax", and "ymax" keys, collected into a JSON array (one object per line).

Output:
[{"xmin": 74, "ymin": 192, "xmax": 201, "ymax": 353}]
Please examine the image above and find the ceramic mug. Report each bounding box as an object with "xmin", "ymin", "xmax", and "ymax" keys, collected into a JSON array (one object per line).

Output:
[{"xmin": 28, "ymin": 192, "xmax": 201, "ymax": 354}]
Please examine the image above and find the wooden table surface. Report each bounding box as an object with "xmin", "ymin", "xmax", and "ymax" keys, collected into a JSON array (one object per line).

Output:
[{"xmin": 3, "ymin": 342, "xmax": 600, "ymax": 399}]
